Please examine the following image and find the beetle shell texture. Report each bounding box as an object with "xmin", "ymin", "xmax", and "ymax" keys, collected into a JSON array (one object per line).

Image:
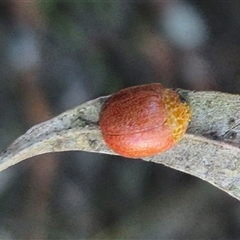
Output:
[{"xmin": 99, "ymin": 83, "xmax": 191, "ymax": 158}]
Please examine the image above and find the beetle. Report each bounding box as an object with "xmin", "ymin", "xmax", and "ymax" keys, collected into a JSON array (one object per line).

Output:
[{"xmin": 99, "ymin": 83, "xmax": 191, "ymax": 158}]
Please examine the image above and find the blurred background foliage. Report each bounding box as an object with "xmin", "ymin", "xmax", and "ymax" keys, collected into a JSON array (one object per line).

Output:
[{"xmin": 1, "ymin": 1, "xmax": 240, "ymax": 239}]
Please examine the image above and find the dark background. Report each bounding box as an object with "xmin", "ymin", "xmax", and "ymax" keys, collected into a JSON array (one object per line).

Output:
[{"xmin": 0, "ymin": 1, "xmax": 240, "ymax": 239}]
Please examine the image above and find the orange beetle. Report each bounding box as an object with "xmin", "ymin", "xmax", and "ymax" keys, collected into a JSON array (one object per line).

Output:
[{"xmin": 99, "ymin": 83, "xmax": 191, "ymax": 158}]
